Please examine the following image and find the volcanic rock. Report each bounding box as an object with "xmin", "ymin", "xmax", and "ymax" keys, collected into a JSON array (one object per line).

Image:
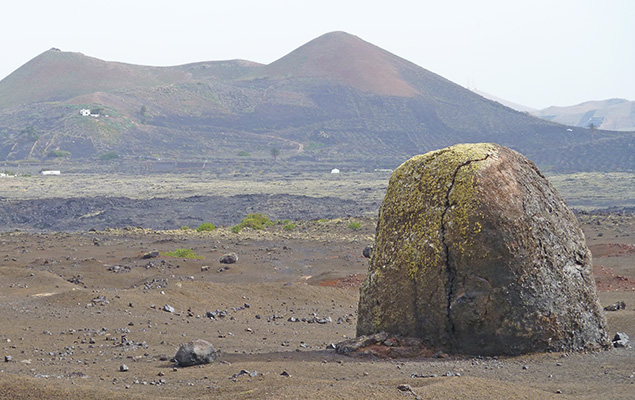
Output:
[
  {"xmin": 174, "ymin": 339, "xmax": 219, "ymax": 367},
  {"xmin": 219, "ymin": 253, "xmax": 238, "ymax": 264},
  {"xmin": 362, "ymin": 245, "xmax": 373, "ymax": 258},
  {"xmin": 356, "ymin": 143, "xmax": 610, "ymax": 355},
  {"xmin": 613, "ymin": 332, "xmax": 630, "ymax": 348}
]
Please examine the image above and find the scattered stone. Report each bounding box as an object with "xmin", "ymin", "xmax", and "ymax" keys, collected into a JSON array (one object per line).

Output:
[
  {"xmin": 119, "ymin": 364, "xmax": 129, "ymax": 372},
  {"xmin": 604, "ymin": 301, "xmax": 626, "ymax": 311},
  {"xmin": 174, "ymin": 339, "xmax": 218, "ymax": 367},
  {"xmin": 142, "ymin": 251, "xmax": 159, "ymax": 259},
  {"xmin": 397, "ymin": 384, "xmax": 415, "ymax": 394},
  {"xmin": 362, "ymin": 245, "xmax": 373, "ymax": 258},
  {"xmin": 219, "ymin": 253, "xmax": 238, "ymax": 264},
  {"xmin": 201, "ymin": 265, "xmax": 210, "ymax": 271},
  {"xmin": 163, "ymin": 304, "xmax": 175, "ymax": 313},
  {"xmin": 4, "ymin": 355, "xmax": 13, "ymax": 362},
  {"xmin": 613, "ymin": 332, "xmax": 630, "ymax": 348},
  {"xmin": 356, "ymin": 143, "xmax": 610, "ymax": 355},
  {"xmin": 280, "ymin": 371, "xmax": 290, "ymax": 377}
]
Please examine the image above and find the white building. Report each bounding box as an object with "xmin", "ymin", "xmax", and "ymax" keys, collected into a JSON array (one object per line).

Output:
[
  {"xmin": 79, "ymin": 109, "xmax": 91, "ymax": 116},
  {"xmin": 41, "ymin": 170, "xmax": 61, "ymax": 175}
]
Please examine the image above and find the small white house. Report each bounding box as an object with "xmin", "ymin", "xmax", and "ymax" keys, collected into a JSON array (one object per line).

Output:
[
  {"xmin": 331, "ymin": 168, "xmax": 340, "ymax": 174},
  {"xmin": 79, "ymin": 109, "xmax": 91, "ymax": 116},
  {"xmin": 41, "ymin": 170, "xmax": 61, "ymax": 175}
]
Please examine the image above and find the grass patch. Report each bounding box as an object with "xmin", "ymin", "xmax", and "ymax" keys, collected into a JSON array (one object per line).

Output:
[
  {"xmin": 283, "ymin": 223, "xmax": 296, "ymax": 231},
  {"xmin": 196, "ymin": 222, "xmax": 216, "ymax": 232},
  {"xmin": 231, "ymin": 213, "xmax": 274, "ymax": 233},
  {"xmin": 348, "ymin": 221, "xmax": 361, "ymax": 231},
  {"xmin": 160, "ymin": 248, "xmax": 203, "ymax": 259}
]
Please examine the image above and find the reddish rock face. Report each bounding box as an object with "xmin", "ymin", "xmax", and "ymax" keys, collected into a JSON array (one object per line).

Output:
[{"xmin": 357, "ymin": 143, "xmax": 610, "ymax": 355}]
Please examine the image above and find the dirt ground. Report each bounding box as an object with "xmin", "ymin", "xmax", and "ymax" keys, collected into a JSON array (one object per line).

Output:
[{"xmin": 0, "ymin": 213, "xmax": 633, "ymax": 399}]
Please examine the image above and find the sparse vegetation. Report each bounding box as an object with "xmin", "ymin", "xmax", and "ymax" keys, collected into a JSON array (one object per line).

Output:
[
  {"xmin": 196, "ymin": 222, "xmax": 216, "ymax": 232},
  {"xmin": 160, "ymin": 248, "xmax": 203, "ymax": 259},
  {"xmin": 283, "ymin": 222, "xmax": 296, "ymax": 231},
  {"xmin": 231, "ymin": 213, "xmax": 274, "ymax": 233},
  {"xmin": 270, "ymin": 147, "xmax": 280, "ymax": 162},
  {"xmin": 237, "ymin": 150, "xmax": 250, "ymax": 157},
  {"xmin": 180, "ymin": 225, "xmax": 190, "ymax": 230},
  {"xmin": 348, "ymin": 221, "xmax": 361, "ymax": 231},
  {"xmin": 49, "ymin": 149, "xmax": 71, "ymax": 158},
  {"xmin": 98, "ymin": 151, "xmax": 119, "ymax": 161}
]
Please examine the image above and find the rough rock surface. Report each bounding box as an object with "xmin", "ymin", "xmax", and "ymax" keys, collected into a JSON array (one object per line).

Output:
[
  {"xmin": 220, "ymin": 253, "xmax": 238, "ymax": 264},
  {"xmin": 356, "ymin": 143, "xmax": 610, "ymax": 355},
  {"xmin": 174, "ymin": 339, "xmax": 218, "ymax": 367}
]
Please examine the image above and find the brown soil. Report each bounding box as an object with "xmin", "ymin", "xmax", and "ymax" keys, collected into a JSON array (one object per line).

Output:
[{"xmin": 0, "ymin": 216, "xmax": 633, "ymax": 399}]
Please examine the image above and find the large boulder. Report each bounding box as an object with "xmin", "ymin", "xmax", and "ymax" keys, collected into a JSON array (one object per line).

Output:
[{"xmin": 357, "ymin": 143, "xmax": 610, "ymax": 355}]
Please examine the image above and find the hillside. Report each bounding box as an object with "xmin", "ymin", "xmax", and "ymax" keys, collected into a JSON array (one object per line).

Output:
[
  {"xmin": 532, "ymin": 98, "xmax": 635, "ymax": 132},
  {"xmin": 0, "ymin": 32, "xmax": 632, "ymax": 172}
]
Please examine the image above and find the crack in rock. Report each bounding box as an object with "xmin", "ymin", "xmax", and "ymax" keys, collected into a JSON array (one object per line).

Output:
[{"xmin": 440, "ymin": 155, "xmax": 490, "ymax": 347}]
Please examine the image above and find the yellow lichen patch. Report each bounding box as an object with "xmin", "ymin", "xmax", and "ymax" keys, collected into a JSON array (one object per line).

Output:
[{"xmin": 358, "ymin": 143, "xmax": 498, "ymax": 337}]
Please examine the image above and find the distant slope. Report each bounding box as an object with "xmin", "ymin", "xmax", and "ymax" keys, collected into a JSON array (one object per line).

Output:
[
  {"xmin": 471, "ymin": 89, "xmax": 537, "ymax": 113},
  {"xmin": 0, "ymin": 33, "xmax": 632, "ymax": 173},
  {"xmin": 532, "ymin": 99, "xmax": 635, "ymax": 132}
]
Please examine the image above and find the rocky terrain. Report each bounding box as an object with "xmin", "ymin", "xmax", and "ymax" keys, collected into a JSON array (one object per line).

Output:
[{"xmin": 0, "ymin": 208, "xmax": 634, "ymax": 399}]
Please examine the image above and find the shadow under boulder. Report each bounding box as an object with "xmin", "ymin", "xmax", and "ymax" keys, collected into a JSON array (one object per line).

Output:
[{"xmin": 355, "ymin": 143, "xmax": 610, "ymax": 356}]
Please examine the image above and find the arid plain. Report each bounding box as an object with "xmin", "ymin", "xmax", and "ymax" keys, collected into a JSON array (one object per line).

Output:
[{"xmin": 0, "ymin": 171, "xmax": 633, "ymax": 399}]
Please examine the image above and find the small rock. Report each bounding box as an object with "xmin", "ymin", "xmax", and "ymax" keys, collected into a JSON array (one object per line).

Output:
[
  {"xmin": 4, "ymin": 355, "xmax": 13, "ymax": 362},
  {"xmin": 163, "ymin": 304, "xmax": 175, "ymax": 313},
  {"xmin": 397, "ymin": 384, "xmax": 414, "ymax": 393},
  {"xmin": 219, "ymin": 253, "xmax": 238, "ymax": 264},
  {"xmin": 174, "ymin": 339, "xmax": 218, "ymax": 367},
  {"xmin": 362, "ymin": 245, "xmax": 373, "ymax": 258},
  {"xmin": 201, "ymin": 265, "xmax": 210, "ymax": 271},
  {"xmin": 280, "ymin": 371, "xmax": 290, "ymax": 377},
  {"xmin": 120, "ymin": 364, "xmax": 129, "ymax": 372},
  {"xmin": 604, "ymin": 301, "xmax": 626, "ymax": 311},
  {"xmin": 142, "ymin": 251, "xmax": 159, "ymax": 259},
  {"xmin": 613, "ymin": 332, "xmax": 630, "ymax": 348}
]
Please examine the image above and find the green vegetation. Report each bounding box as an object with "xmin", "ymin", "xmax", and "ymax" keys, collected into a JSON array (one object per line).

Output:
[
  {"xmin": 231, "ymin": 213, "xmax": 274, "ymax": 233},
  {"xmin": 98, "ymin": 151, "xmax": 119, "ymax": 161},
  {"xmin": 196, "ymin": 222, "xmax": 216, "ymax": 232},
  {"xmin": 20, "ymin": 126, "xmax": 39, "ymax": 142},
  {"xmin": 160, "ymin": 248, "xmax": 203, "ymax": 259},
  {"xmin": 237, "ymin": 150, "xmax": 250, "ymax": 157},
  {"xmin": 49, "ymin": 149, "xmax": 71, "ymax": 158},
  {"xmin": 348, "ymin": 221, "xmax": 362, "ymax": 231},
  {"xmin": 283, "ymin": 222, "xmax": 296, "ymax": 231},
  {"xmin": 270, "ymin": 147, "xmax": 280, "ymax": 162},
  {"xmin": 180, "ymin": 225, "xmax": 190, "ymax": 230}
]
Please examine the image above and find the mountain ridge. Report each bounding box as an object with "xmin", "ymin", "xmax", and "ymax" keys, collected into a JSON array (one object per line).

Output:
[{"xmin": 0, "ymin": 32, "xmax": 632, "ymax": 172}]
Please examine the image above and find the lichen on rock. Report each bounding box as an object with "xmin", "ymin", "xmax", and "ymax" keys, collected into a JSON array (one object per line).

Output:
[{"xmin": 356, "ymin": 143, "xmax": 609, "ymax": 355}]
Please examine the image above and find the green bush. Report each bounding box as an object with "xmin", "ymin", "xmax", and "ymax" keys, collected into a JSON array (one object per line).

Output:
[
  {"xmin": 196, "ymin": 222, "xmax": 216, "ymax": 232},
  {"xmin": 49, "ymin": 149, "xmax": 71, "ymax": 158},
  {"xmin": 348, "ymin": 221, "xmax": 362, "ymax": 231},
  {"xmin": 283, "ymin": 223, "xmax": 296, "ymax": 231},
  {"xmin": 180, "ymin": 225, "xmax": 190, "ymax": 230},
  {"xmin": 231, "ymin": 213, "xmax": 274, "ymax": 233},
  {"xmin": 160, "ymin": 248, "xmax": 203, "ymax": 259},
  {"xmin": 237, "ymin": 150, "xmax": 250, "ymax": 157},
  {"xmin": 99, "ymin": 151, "xmax": 119, "ymax": 161}
]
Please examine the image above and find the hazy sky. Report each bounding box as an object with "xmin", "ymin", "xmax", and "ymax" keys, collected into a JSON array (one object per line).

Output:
[{"xmin": 2, "ymin": 0, "xmax": 633, "ymax": 109}]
